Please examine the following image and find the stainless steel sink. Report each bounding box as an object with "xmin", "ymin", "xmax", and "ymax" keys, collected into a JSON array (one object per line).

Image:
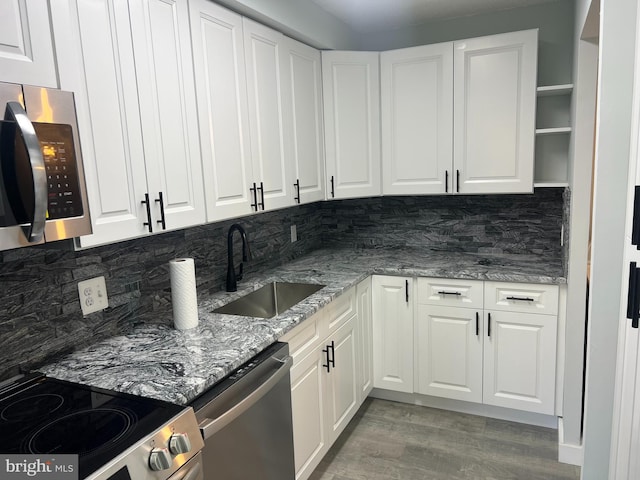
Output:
[{"xmin": 213, "ymin": 282, "xmax": 326, "ymax": 319}]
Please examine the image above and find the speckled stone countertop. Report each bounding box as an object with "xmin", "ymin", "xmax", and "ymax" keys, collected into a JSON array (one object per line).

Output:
[{"xmin": 40, "ymin": 247, "xmax": 565, "ymax": 406}]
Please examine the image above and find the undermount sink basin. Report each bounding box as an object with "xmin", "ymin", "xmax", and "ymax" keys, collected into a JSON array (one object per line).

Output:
[{"xmin": 213, "ymin": 282, "xmax": 326, "ymax": 319}]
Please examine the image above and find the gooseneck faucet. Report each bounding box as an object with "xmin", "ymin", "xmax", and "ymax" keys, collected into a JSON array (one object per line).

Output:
[{"xmin": 226, "ymin": 224, "xmax": 251, "ymax": 292}]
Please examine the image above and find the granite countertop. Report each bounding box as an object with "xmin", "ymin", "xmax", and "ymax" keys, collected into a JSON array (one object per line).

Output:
[{"xmin": 40, "ymin": 247, "xmax": 565, "ymax": 406}]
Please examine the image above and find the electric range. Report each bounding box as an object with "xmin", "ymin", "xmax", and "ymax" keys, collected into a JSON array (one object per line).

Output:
[{"xmin": 0, "ymin": 373, "xmax": 204, "ymax": 480}]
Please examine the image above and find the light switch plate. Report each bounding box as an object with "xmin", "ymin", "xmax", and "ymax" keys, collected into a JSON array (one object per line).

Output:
[{"xmin": 78, "ymin": 276, "xmax": 109, "ymax": 315}]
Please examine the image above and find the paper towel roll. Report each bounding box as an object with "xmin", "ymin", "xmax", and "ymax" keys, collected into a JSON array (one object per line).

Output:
[{"xmin": 169, "ymin": 258, "xmax": 199, "ymax": 330}]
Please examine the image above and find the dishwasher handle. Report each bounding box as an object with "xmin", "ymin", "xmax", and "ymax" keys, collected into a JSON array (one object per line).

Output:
[{"xmin": 199, "ymin": 355, "xmax": 293, "ymax": 440}]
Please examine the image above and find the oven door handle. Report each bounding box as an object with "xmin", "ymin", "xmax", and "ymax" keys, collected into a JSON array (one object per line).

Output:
[
  {"xmin": 3, "ymin": 101, "xmax": 47, "ymax": 242},
  {"xmin": 198, "ymin": 355, "xmax": 293, "ymax": 440},
  {"xmin": 169, "ymin": 460, "xmax": 202, "ymax": 480}
]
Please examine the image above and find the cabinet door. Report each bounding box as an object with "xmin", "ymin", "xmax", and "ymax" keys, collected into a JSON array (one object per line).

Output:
[
  {"xmin": 381, "ymin": 43, "xmax": 453, "ymax": 195},
  {"xmin": 243, "ymin": 18, "xmax": 294, "ymax": 211},
  {"xmin": 189, "ymin": 0, "xmax": 255, "ymax": 221},
  {"xmin": 453, "ymin": 30, "xmax": 537, "ymax": 194},
  {"xmin": 322, "ymin": 51, "xmax": 381, "ymax": 200},
  {"xmin": 483, "ymin": 310, "xmax": 557, "ymax": 415},
  {"xmin": 326, "ymin": 316, "xmax": 359, "ymax": 442},
  {"xmin": 64, "ymin": 0, "xmax": 151, "ymax": 248},
  {"xmin": 129, "ymin": 0, "xmax": 205, "ymax": 231},
  {"xmin": 0, "ymin": 0, "xmax": 57, "ymax": 87},
  {"xmin": 290, "ymin": 348, "xmax": 329, "ymax": 480},
  {"xmin": 357, "ymin": 276, "xmax": 373, "ymax": 403},
  {"xmin": 416, "ymin": 305, "xmax": 483, "ymax": 403},
  {"xmin": 372, "ymin": 275, "xmax": 414, "ymax": 393},
  {"xmin": 283, "ymin": 37, "xmax": 325, "ymax": 204}
]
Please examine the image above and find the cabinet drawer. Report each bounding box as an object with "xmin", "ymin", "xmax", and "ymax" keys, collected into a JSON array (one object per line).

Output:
[
  {"xmin": 484, "ymin": 281, "xmax": 559, "ymax": 315},
  {"xmin": 327, "ymin": 286, "xmax": 356, "ymax": 333},
  {"xmin": 280, "ymin": 309, "xmax": 325, "ymax": 362},
  {"xmin": 417, "ymin": 278, "xmax": 483, "ymax": 308}
]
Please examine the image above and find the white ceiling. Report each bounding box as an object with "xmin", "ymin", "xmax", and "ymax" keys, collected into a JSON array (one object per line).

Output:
[{"xmin": 311, "ymin": 0, "xmax": 564, "ymax": 32}]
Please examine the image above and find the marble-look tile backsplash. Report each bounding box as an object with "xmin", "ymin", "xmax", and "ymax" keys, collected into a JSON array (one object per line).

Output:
[
  {"xmin": 0, "ymin": 188, "xmax": 564, "ymax": 380},
  {"xmin": 321, "ymin": 188, "xmax": 565, "ymax": 256}
]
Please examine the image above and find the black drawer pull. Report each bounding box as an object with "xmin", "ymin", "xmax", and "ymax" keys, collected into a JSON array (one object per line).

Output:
[
  {"xmin": 250, "ymin": 183, "xmax": 258, "ymax": 211},
  {"xmin": 294, "ymin": 179, "xmax": 300, "ymax": 203},
  {"xmin": 406, "ymin": 280, "xmax": 409, "ymax": 303},
  {"xmin": 627, "ymin": 262, "xmax": 640, "ymax": 328},
  {"xmin": 506, "ymin": 296, "xmax": 535, "ymax": 302},
  {"xmin": 445, "ymin": 170, "xmax": 448, "ymax": 193},
  {"xmin": 155, "ymin": 192, "xmax": 166, "ymax": 230},
  {"xmin": 487, "ymin": 312, "xmax": 492, "ymax": 337},
  {"xmin": 330, "ymin": 175, "xmax": 335, "ymax": 198},
  {"xmin": 438, "ymin": 291, "xmax": 461, "ymax": 296},
  {"xmin": 475, "ymin": 312, "xmax": 479, "ymax": 336}
]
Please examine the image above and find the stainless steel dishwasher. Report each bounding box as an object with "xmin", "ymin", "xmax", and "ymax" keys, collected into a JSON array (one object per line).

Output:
[{"xmin": 189, "ymin": 342, "xmax": 295, "ymax": 480}]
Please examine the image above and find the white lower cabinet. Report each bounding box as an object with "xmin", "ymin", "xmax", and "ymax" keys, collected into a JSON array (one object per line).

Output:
[
  {"xmin": 282, "ymin": 281, "xmax": 370, "ymax": 480},
  {"xmin": 416, "ymin": 304, "xmax": 483, "ymax": 403},
  {"xmin": 372, "ymin": 275, "xmax": 414, "ymax": 393},
  {"xmin": 356, "ymin": 276, "xmax": 373, "ymax": 403},
  {"xmin": 483, "ymin": 310, "xmax": 558, "ymax": 415}
]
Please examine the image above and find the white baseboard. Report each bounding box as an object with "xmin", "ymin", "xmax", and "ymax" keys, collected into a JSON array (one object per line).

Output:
[
  {"xmin": 369, "ymin": 388, "xmax": 558, "ymax": 428},
  {"xmin": 558, "ymin": 417, "xmax": 584, "ymax": 466}
]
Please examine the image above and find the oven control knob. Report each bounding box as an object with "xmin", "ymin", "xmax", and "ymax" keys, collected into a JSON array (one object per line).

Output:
[
  {"xmin": 149, "ymin": 447, "xmax": 172, "ymax": 471},
  {"xmin": 169, "ymin": 432, "xmax": 192, "ymax": 455}
]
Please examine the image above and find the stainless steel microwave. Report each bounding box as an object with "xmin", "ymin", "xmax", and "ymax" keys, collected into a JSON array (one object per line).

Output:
[{"xmin": 0, "ymin": 81, "xmax": 91, "ymax": 251}]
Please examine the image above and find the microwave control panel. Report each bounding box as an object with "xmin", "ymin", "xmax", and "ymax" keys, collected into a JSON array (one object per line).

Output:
[{"xmin": 34, "ymin": 123, "xmax": 84, "ymax": 219}]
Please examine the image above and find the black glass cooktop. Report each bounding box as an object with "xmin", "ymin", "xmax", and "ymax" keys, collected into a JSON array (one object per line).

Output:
[{"xmin": 0, "ymin": 374, "xmax": 185, "ymax": 479}]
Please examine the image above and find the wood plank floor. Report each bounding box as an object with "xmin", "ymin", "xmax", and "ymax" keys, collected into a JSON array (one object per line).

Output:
[{"xmin": 309, "ymin": 398, "xmax": 581, "ymax": 480}]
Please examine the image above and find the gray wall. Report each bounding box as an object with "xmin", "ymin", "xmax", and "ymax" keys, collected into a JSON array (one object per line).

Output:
[
  {"xmin": 355, "ymin": 0, "xmax": 575, "ymax": 86},
  {"xmin": 0, "ymin": 190, "xmax": 565, "ymax": 382}
]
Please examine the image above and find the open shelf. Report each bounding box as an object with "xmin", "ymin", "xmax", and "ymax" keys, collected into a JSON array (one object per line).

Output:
[{"xmin": 534, "ymin": 84, "xmax": 573, "ymax": 187}]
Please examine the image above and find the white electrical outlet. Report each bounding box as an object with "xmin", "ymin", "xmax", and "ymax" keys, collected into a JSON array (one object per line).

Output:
[
  {"xmin": 290, "ymin": 224, "xmax": 297, "ymax": 242},
  {"xmin": 78, "ymin": 276, "xmax": 109, "ymax": 316}
]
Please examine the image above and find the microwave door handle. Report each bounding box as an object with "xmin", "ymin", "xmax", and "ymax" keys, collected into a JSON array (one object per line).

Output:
[{"xmin": 4, "ymin": 102, "xmax": 47, "ymax": 242}]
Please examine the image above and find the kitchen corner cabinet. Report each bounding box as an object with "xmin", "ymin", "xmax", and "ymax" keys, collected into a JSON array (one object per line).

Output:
[
  {"xmin": 356, "ymin": 276, "xmax": 373, "ymax": 403},
  {"xmin": 453, "ymin": 29, "xmax": 537, "ymax": 194},
  {"xmin": 0, "ymin": 0, "xmax": 57, "ymax": 87},
  {"xmin": 55, "ymin": 0, "xmax": 205, "ymax": 248},
  {"xmin": 283, "ymin": 37, "xmax": 326, "ymax": 205},
  {"xmin": 322, "ymin": 51, "xmax": 381, "ymax": 200},
  {"xmin": 372, "ymin": 275, "xmax": 414, "ymax": 393},
  {"xmin": 381, "ymin": 43, "xmax": 453, "ymax": 195},
  {"xmin": 282, "ymin": 286, "xmax": 362, "ymax": 480},
  {"xmin": 243, "ymin": 18, "xmax": 294, "ymax": 211}
]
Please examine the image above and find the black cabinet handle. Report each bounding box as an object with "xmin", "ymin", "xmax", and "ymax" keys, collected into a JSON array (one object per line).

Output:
[
  {"xmin": 330, "ymin": 175, "xmax": 335, "ymax": 198},
  {"xmin": 322, "ymin": 340, "xmax": 336, "ymax": 372},
  {"xmin": 257, "ymin": 181, "xmax": 265, "ymax": 210},
  {"xmin": 487, "ymin": 312, "xmax": 492, "ymax": 337},
  {"xmin": 476, "ymin": 312, "xmax": 479, "ymax": 336},
  {"xmin": 406, "ymin": 280, "xmax": 409, "ymax": 303},
  {"xmin": 445, "ymin": 170, "xmax": 448, "ymax": 193},
  {"xmin": 141, "ymin": 193, "xmax": 153, "ymax": 233},
  {"xmin": 627, "ymin": 262, "xmax": 640, "ymax": 328},
  {"xmin": 506, "ymin": 296, "xmax": 535, "ymax": 302},
  {"xmin": 155, "ymin": 192, "xmax": 166, "ymax": 230},
  {"xmin": 632, "ymin": 186, "xmax": 640, "ymax": 248},
  {"xmin": 456, "ymin": 169, "xmax": 460, "ymax": 193},
  {"xmin": 250, "ymin": 183, "xmax": 258, "ymax": 211},
  {"xmin": 294, "ymin": 179, "xmax": 300, "ymax": 203},
  {"xmin": 438, "ymin": 291, "xmax": 461, "ymax": 296}
]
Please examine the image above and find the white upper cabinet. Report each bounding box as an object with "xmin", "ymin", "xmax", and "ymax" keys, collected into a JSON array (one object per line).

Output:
[
  {"xmin": 189, "ymin": 0, "xmax": 255, "ymax": 221},
  {"xmin": 453, "ymin": 29, "xmax": 537, "ymax": 194},
  {"xmin": 129, "ymin": 0, "xmax": 205, "ymax": 230},
  {"xmin": 381, "ymin": 43, "xmax": 453, "ymax": 195},
  {"xmin": 56, "ymin": 0, "xmax": 205, "ymax": 247},
  {"xmin": 283, "ymin": 37, "xmax": 325, "ymax": 205},
  {"xmin": 0, "ymin": 0, "xmax": 57, "ymax": 87},
  {"xmin": 243, "ymin": 18, "xmax": 294, "ymax": 211},
  {"xmin": 322, "ymin": 51, "xmax": 381, "ymax": 200}
]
